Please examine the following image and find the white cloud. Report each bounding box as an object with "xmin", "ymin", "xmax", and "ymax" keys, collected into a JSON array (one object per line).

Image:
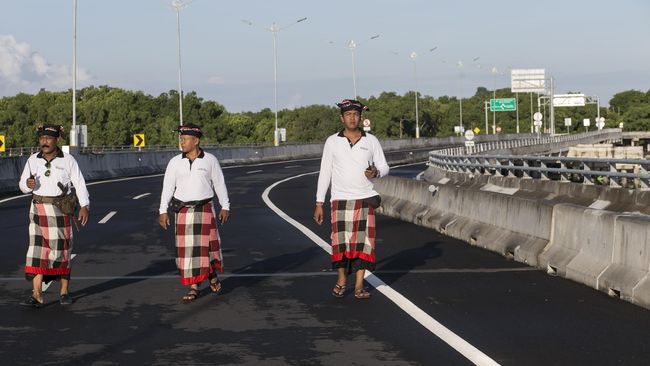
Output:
[{"xmin": 0, "ymin": 34, "xmax": 92, "ymax": 95}]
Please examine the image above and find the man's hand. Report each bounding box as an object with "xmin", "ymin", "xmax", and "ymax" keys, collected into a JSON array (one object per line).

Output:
[
  {"xmin": 219, "ymin": 209, "xmax": 230, "ymax": 225},
  {"xmin": 313, "ymin": 204, "xmax": 324, "ymax": 225},
  {"xmin": 26, "ymin": 177, "xmax": 36, "ymax": 190},
  {"xmin": 78, "ymin": 206, "xmax": 89, "ymax": 226},
  {"xmin": 159, "ymin": 213, "xmax": 170, "ymax": 230},
  {"xmin": 364, "ymin": 163, "xmax": 378, "ymax": 179}
]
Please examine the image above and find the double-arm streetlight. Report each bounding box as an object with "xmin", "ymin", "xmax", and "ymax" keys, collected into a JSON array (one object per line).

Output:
[
  {"xmin": 243, "ymin": 17, "xmax": 307, "ymax": 146},
  {"xmin": 345, "ymin": 34, "xmax": 379, "ymax": 98}
]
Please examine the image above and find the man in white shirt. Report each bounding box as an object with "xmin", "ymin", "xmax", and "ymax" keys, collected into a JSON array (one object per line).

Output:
[
  {"xmin": 313, "ymin": 99, "xmax": 389, "ymax": 299},
  {"xmin": 159, "ymin": 124, "xmax": 230, "ymax": 302},
  {"xmin": 18, "ymin": 124, "xmax": 90, "ymax": 308}
]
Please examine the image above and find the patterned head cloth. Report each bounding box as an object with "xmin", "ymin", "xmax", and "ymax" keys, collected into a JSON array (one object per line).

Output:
[
  {"xmin": 37, "ymin": 124, "xmax": 63, "ymax": 138},
  {"xmin": 336, "ymin": 99, "xmax": 369, "ymax": 114},
  {"xmin": 177, "ymin": 123, "xmax": 203, "ymax": 138}
]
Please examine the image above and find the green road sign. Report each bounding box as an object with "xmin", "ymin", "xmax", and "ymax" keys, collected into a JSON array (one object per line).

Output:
[{"xmin": 490, "ymin": 98, "xmax": 517, "ymax": 112}]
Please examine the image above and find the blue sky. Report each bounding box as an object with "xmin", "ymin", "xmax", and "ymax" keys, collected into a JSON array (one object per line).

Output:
[{"xmin": 1, "ymin": 0, "xmax": 649, "ymax": 112}]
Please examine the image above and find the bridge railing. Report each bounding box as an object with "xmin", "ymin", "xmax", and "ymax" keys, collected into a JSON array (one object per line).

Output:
[{"xmin": 428, "ymin": 129, "xmax": 650, "ymax": 188}]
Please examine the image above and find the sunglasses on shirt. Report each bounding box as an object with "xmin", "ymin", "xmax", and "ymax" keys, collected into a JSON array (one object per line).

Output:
[{"xmin": 44, "ymin": 161, "xmax": 51, "ymax": 177}]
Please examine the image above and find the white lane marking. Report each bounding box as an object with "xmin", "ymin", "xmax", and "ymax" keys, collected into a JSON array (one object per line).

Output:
[
  {"xmin": 133, "ymin": 193, "xmax": 151, "ymax": 200},
  {"xmin": 284, "ymin": 165, "xmax": 301, "ymax": 169},
  {"xmin": 246, "ymin": 170, "xmax": 263, "ymax": 174},
  {"xmin": 42, "ymin": 254, "xmax": 77, "ymax": 292},
  {"xmin": 262, "ymin": 172, "xmax": 501, "ymax": 366},
  {"xmin": 0, "ymin": 194, "xmax": 30, "ymax": 204},
  {"xmin": 415, "ymin": 171, "xmax": 425, "ymax": 180},
  {"xmin": 98, "ymin": 211, "xmax": 117, "ymax": 224}
]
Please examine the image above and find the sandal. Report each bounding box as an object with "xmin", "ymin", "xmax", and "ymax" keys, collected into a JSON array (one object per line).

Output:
[
  {"xmin": 332, "ymin": 283, "xmax": 346, "ymax": 298},
  {"xmin": 59, "ymin": 294, "xmax": 73, "ymax": 305},
  {"xmin": 209, "ymin": 278, "xmax": 222, "ymax": 294},
  {"xmin": 182, "ymin": 288, "xmax": 200, "ymax": 303},
  {"xmin": 20, "ymin": 296, "xmax": 44, "ymax": 308},
  {"xmin": 354, "ymin": 288, "xmax": 371, "ymax": 299}
]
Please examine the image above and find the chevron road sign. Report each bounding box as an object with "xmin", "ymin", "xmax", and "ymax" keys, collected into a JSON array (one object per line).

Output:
[{"xmin": 133, "ymin": 134, "xmax": 145, "ymax": 147}]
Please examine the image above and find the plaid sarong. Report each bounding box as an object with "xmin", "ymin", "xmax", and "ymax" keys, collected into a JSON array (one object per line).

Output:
[
  {"xmin": 25, "ymin": 202, "xmax": 73, "ymax": 277},
  {"xmin": 174, "ymin": 201, "xmax": 223, "ymax": 285},
  {"xmin": 330, "ymin": 199, "xmax": 376, "ymax": 264}
]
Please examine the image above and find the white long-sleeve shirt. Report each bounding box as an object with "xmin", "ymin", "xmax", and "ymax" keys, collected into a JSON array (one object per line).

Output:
[
  {"xmin": 159, "ymin": 150, "xmax": 230, "ymax": 214},
  {"xmin": 316, "ymin": 130, "xmax": 389, "ymax": 202},
  {"xmin": 19, "ymin": 149, "xmax": 90, "ymax": 207}
]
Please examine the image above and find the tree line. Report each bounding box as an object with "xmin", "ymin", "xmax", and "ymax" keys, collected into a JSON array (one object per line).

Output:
[{"xmin": 1, "ymin": 85, "xmax": 649, "ymax": 148}]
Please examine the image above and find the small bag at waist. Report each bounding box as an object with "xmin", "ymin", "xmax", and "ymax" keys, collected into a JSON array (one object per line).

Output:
[
  {"xmin": 32, "ymin": 194, "xmax": 58, "ymax": 204},
  {"xmin": 169, "ymin": 197, "xmax": 212, "ymax": 213}
]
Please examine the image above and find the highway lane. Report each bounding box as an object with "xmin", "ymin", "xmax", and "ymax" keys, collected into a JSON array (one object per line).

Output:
[{"xmin": 0, "ymin": 157, "xmax": 649, "ymax": 365}]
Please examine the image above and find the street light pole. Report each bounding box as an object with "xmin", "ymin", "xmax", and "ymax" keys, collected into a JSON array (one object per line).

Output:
[
  {"xmin": 348, "ymin": 40, "xmax": 357, "ymax": 98},
  {"xmin": 410, "ymin": 52, "xmax": 419, "ymax": 139},
  {"xmin": 491, "ymin": 66, "xmax": 498, "ymax": 134},
  {"xmin": 70, "ymin": 0, "xmax": 78, "ymax": 146},
  {"xmin": 244, "ymin": 17, "xmax": 307, "ymax": 146},
  {"xmin": 171, "ymin": 0, "xmax": 190, "ymax": 127},
  {"xmin": 457, "ymin": 61, "xmax": 463, "ymax": 133},
  {"xmin": 346, "ymin": 34, "xmax": 379, "ymax": 99}
]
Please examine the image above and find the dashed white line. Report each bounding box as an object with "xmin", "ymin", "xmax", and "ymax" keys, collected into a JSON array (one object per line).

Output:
[
  {"xmin": 133, "ymin": 193, "xmax": 151, "ymax": 200},
  {"xmin": 284, "ymin": 165, "xmax": 301, "ymax": 168},
  {"xmin": 246, "ymin": 170, "xmax": 263, "ymax": 174},
  {"xmin": 262, "ymin": 172, "xmax": 501, "ymax": 366},
  {"xmin": 98, "ymin": 211, "xmax": 117, "ymax": 224}
]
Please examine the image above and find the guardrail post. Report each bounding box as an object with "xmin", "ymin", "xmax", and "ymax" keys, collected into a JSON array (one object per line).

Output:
[{"xmin": 540, "ymin": 161, "xmax": 549, "ymax": 180}]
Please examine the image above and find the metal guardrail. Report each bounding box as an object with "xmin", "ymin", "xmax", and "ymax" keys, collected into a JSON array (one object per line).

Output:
[{"xmin": 428, "ymin": 129, "xmax": 650, "ymax": 188}]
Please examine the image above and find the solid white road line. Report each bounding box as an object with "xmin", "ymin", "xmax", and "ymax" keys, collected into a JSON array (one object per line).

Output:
[
  {"xmin": 42, "ymin": 254, "xmax": 77, "ymax": 292},
  {"xmin": 98, "ymin": 211, "xmax": 117, "ymax": 224},
  {"xmin": 133, "ymin": 193, "xmax": 151, "ymax": 200},
  {"xmin": 246, "ymin": 170, "xmax": 263, "ymax": 174},
  {"xmin": 262, "ymin": 172, "xmax": 501, "ymax": 366}
]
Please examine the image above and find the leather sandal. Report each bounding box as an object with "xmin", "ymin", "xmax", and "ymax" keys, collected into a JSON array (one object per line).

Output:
[
  {"xmin": 60, "ymin": 294, "xmax": 73, "ymax": 305},
  {"xmin": 209, "ymin": 278, "xmax": 222, "ymax": 294},
  {"xmin": 182, "ymin": 288, "xmax": 200, "ymax": 303},
  {"xmin": 354, "ymin": 288, "xmax": 371, "ymax": 299},
  {"xmin": 332, "ymin": 283, "xmax": 346, "ymax": 298},
  {"xmin": 20, "ymin": 296, "xmax": 44, "ymax": 308}
]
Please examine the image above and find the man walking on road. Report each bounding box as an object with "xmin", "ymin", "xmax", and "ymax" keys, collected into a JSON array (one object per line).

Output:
[
  {"xmin": 159, "ymin": 123, "xmax": 230, "ymax": 302},
  {"xmin": 313, "ymin": 99, "xmax": 389, "ymax": 299},
  {"xmin": 18, "ymin": 124, "xmax": 90, "ymax": 307}
]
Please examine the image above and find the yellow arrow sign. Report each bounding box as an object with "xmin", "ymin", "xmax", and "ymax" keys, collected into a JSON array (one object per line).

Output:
[
  {"xmin": 133, "ymin": 134, "xmax": 145, "ymax": 147},
  {"xmin": 0, "ymin": 135, "xmax": 5, "ymax": 152}
]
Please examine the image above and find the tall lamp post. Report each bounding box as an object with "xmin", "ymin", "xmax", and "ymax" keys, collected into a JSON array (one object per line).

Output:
[
  {"xmin": 171, "ymin": 0, "xmax": 192, "ymax": 127},
  {"xmin": 243, "ymin": 17, "xmax": 307, "ymax": 146},
  {"xmin": 491, "ymin": 66, "xmax": 499, "ymax": 134},
  {"xmin": 346, "ymin": 34, "xmax": 379, "ymax": 98},
  {"xmin": 410, "ymin": 52, "xmax": 420, "ymax": 138},
  {"xmin": 70, "ymin": 0, "xmax": 78, "ymax": 146}
]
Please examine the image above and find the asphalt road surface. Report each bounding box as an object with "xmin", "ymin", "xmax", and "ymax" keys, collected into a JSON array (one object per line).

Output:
[{"xmin": 1, "ymin": 157, "xmax": 649, "ymax": 366}]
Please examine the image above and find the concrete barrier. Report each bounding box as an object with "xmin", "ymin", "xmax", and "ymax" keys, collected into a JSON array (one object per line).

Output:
[
  {"xmin": 538, "ymin": 204, "xmax": 616, "ymax": 288},
  {"xmin": 597, "ymin": 214, "xmax": 650, "ymax": 307},
  {"xmin": 376, "ymin": 167, "xmax": 650, "ymax": 310}
]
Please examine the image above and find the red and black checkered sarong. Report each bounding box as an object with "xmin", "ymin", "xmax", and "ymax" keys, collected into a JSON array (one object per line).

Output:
[
  {"xmin": 330, "ymin": 199, "xmax": 376, "ymax": 267},
  {"xmin": 25, "ymin": 202, "xmax": 73, "ymax": 278},
  {"xmin": 175, "ymin": 201, "xmax": 223, "ymax": 285}
]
